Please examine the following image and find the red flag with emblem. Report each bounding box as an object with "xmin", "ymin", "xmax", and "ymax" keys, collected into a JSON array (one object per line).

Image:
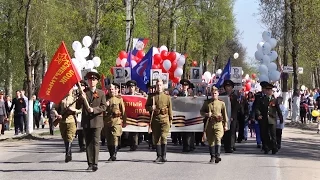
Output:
[{"xmin": 38, "ymin": 41, "xmax": 81, "ymax": 103}]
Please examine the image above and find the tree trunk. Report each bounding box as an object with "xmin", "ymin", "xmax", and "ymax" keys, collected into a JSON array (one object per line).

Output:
[
  {"xmin": 202, "ymin": 48, "xmax": 207, "ymax": 73},
  {"xmin": 5, "ymin": 4, "xmax": 13, "ymax": 98},
  {"xmin": 290, "ymin": 0, "xmax": 299, "ymax": 92},
  {"xmin": 166, "ymin": 0, "xmax": 176, "ymax": 50},
  {"xmin": 282, "ymin": 0, "xmax": 290, "ymax": 92},
  {"xmin": 157, "ymin": 0, "xmax": 161, "ymax": 47},
  {"xmin": 89, "ymin": 0, "xmax": 101, "ymax": 59},
  {"xmin": 24, "ymin": 0, "xmax": 33, "ymax": 134}
]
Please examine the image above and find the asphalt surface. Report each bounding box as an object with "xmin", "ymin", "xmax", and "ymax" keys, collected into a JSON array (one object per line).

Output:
[{"xmin": 0, "ymin": 126, "xmax": 319, "ymax": 180}]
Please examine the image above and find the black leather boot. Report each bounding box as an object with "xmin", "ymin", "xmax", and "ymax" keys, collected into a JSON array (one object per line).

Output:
[
  {"xmin": 154, "ymin": 145, "xmax": 162, "ymax": 163},
  {"xmin": 209, "ymin": 146, "xmax": 214, "ymax": 163},
  {"xmin": 161, "ymin": 144, "xmax": 167, "ymax": 162},
  {"xmin": 65, "ymin": 142, "xmax": 72, "ymax": 163},
  {"xmin": 215, "ymin": 145, "xmax": 221, "ymax": 163},
  {"xmin": 107, "ymin": 146, "xmax": 114, "ymax": 161},
  {"xmin": 112, "ymin": 146, "xmax": 117, "ymax": 161}
]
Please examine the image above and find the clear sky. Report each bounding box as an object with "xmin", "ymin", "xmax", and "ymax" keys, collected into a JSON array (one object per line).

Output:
[{"xmin": 233, "ymin": 0, "xmax": 266, "ymax": 63}]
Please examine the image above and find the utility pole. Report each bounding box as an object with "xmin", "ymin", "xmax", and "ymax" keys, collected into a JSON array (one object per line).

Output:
[{"xmin": 125, "ymin": 0, "xmax": 131, "ymax": 51}]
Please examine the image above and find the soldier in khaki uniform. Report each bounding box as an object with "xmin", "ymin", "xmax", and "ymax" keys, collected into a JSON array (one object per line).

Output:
[
  {"xmin": 145, "ymin": 79, "xmax": 173, "ymax": 163},
  {"xmin": 200, "ymin": 87, "xmax": 228, "ymax": 163},
  {"xmin": 104, "ymin": 82, "xmax": 127, "ymax": 161},
  {"xmin": 52, "ymin": 88, "xmax": 80, "ymax": 163}
]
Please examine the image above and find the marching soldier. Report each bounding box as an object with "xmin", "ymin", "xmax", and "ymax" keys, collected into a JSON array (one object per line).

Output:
[
  {"xmin": 178, "ymin": 79, "xmax": 195, "ymax": 152},
  {"xmin": 78, "ymin": 71, "xmax": 107, "ymax": 172},
  {"xmin": 52, "ymin": 88, "xmax": 80, "ymax": 163},
  {"xmin": 104, "ymin": 82, "xmax": 127, "ymax": 161},
  {"xmin": 145, "ymin": 79, "xmax": 173, "ymax": 163},
  {"xmin": 200, "ymin": 87, "xmax": 228, "ymax": 163},
  {"xmin": 220, "ymin": 80, "xmax": 240, "ymax": 153},
  {"xmin": 255, "ymin": 82, "xmax": 283, "ymax": 154},
  {"xmin": 126, "ymin": 80, "xmax": 142, "ymax": 151}
]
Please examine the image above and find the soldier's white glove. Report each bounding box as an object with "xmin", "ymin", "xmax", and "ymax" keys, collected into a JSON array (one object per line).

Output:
[
  {"xmin": 208, "ymin": 112, "xmax": 212, "ymax": 117},
  {"xmin": 106, "ymin": 101, "xmax": 110, "ymax": 106}
]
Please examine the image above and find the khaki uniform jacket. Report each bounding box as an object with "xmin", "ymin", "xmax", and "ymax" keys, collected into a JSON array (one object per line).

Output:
[
  {"xmin": 145, "ymin": 92, "xmax": 173, "ymax": 123},
  {"xmin": 104, "ymin": 95, "xmax": 127, "ymax": 127},
  {"xmin": 52, "ymin": 95, "xmax": 78, "ymax": 123},
  {"xmin": 78, "ymin": 89, "xmax": 107, "ymax": 128},
  {"xmin": 200, "ymin": 99, "xmax": 228, "ymax": 128}
]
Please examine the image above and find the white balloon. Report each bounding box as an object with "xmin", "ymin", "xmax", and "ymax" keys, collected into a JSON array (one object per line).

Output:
[
  {"xmin": 262, "ymin": 55, "xmax": 270, "ymax": 65},
  {"xmin": 203, "ymin": 71, "xmax": 211, "ymax": 83},
  {"xmin": 92, "ymin": 56, "xmax": 101, "ymax": 67},
  {"xmin": 301, "ymin": 85, "xmax": 306, "ymax": 91},
  {"xmin": 131, "ymin": 60, "xmax": 137, "ymax": 68},
  {"xmin": 258, "ymin": 64, "xmax": 268, "ymax": 75},
  {"xmin": 71, "ymin": 58, "xmax": 78, "ymax": 66},
  {"xmin": 255, "ymin": 50, "xmax": 264, "ymax": 60},
  {"xmin": 175, "ymin": 52, "xmax": 181, "ymax": 61},
  {"xmin": 81, "ymin": 47, "xmax": 90, "ymax": 58},
  {"xmin": 257, "ymin": 42, "xmax": 264, "ymax": 52},
  {"xmin": 135, "ymin": 41, "xmax": 145, "ymax": 50},
  {"xmin": 116, "ymin": 58, "xmax": 121, "ymax": 66},
  {"xmin": 268, "ymin": 62, "xmax": 277, "ymax": 71},
  {"xmin": 242, "ymin": 70, "xmax": 244, "ymax": 75},
  {"xmin": 82, "ymin": 36, "xmax": 92, "ymax": 48},
  {"xmin": 262, "ymin": 42, "xmax": 271, "ymax": 55},
  {"xmin": 174, "ymin": 67, "xmax": 183, "ymax": 77},
  {"xmin": 268, "ymin": 38, "xmax": 277, "ymax": 49},
  {"xmin": 216, "ymin": 69, "xmax": 222, "ymax": 75},
  {"xmin": 245, "ymin": 74, "xmax": 250, "ymax": 80},
  {"xmin": 177, "ymin": 55, "xmax": 186, "ymax": 67},
  {"xmin": 78, "ymin": 58, "xmax": 86, "ymax": 67},
  {"xmin": 86, "ymin": 60, "xmax": 95, "ymax": 69},
  {"xmin": 262, "ymin": 31, "xmax": 272, "ymax": 41},
  {"xmin": 159, "ymin": 45, "xmax": 168, "ymax": 53},
  {"xmin": 233, "ymin": 53, "xmax": 239, "ymax": 59},
  {"xmin": 268, "ymin": 51, "xmax": 278, "ymax": 61},
  {"xmin": 152, "ymin": 47, "xmax": 160, "ymax": 56},
  {"xmin": 72, "ymin": 41, "xmax": 82, "ymax": 52},
  {"xmin": 120, "ymin": 58, "xmax": 127, "ymax": 67},
  {"xmin": 269, "ymin": 70, "xmax": 280, "ymax": 81},
  {"xmin": 163, "ymin": 60, "xmax": 171, "ymax": 71},
  {"xmin": 259, "ymin": 74, "xmax": 269, "ymax": 82},
  {"xmin": 74, "ymin": 50, "xmax": 83, "ymax": 60}
]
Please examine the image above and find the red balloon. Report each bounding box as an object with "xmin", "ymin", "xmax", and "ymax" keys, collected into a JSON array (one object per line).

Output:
[
  {"xmin": 172, "ymin": 77, "xmax": 179, "ymax": 83},
  {"xmin": 246, "ymin": 79, "xmax": 251, "ymax": 83},
  {"xmin": 118, "ymin": 50, "xmax": 127, "ymax": 59},
  {"xmin": 110, "ymin": 67, "xmax": 114, "ymax": 75},
  {"xmin": 152, "ymin": 64, "xmax": 160, "ymax": 69},
  {"xmin": 136, "ymin": 50, "xmax": 145, "ymax": 59},
  {"xmin": 251, "ymin": 73, "xmax": 257, "ymax": 79},
  {"xmin": 160, "ymin": 50, "xmax": 169, "ymax": 60},
  {"xmin": 245, "ymin": 83, "xmax": 251, "ymax": 91},
  {"xmin": 116, "ymin": 64, "xmax": 121, "ymax": 67},
  {"xmin": 169, "ymin": 60, "xmax": 177, "ymax": 72},
  {"xmin": 168, "ymin": 52, "xmax": 176, "ymax": 62},
  {"xmin": 153, "ymin": 54, "xmax": 162, "ymax": 65},
  {"xmin": 169, "ymin": 73, "xmax": 175, "ymax": 80},
  {"xmin": 192, "ymin": 61, "xmax": 198, "ymax": 67}
]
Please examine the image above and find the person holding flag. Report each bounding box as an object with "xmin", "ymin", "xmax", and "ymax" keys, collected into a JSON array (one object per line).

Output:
[{"xmin": 78, "ymin": 71, "xmax": 107, "ymax": 171}]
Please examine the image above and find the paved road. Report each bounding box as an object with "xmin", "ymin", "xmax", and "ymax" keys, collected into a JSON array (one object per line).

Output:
[{"xmin": 0, "ymin": 127, "xmax": 319, "ymax": 180}]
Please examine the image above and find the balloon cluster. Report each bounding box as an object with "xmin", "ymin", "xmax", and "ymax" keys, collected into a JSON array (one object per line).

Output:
[
  {"xmin": 71, "ymin": 36, "xmax": 101, "ymax": 77},
  {"xmin": 112, "ymin": 45, "xmax": 186, "ymax": 83},
  {"xmin": 254, "ymin": 31, "xmax": 280, "ymax": 82}
]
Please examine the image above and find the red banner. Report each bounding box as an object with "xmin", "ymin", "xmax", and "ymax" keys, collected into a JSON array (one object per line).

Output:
[{"xmin": 38, "ymin": 41, "xmax": 81, "ymax": 103}]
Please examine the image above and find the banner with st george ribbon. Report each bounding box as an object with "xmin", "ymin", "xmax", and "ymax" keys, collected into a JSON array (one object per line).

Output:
[{"xmin": 121, "ymin": 95, "xmax": 231, "ymax": 132}]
